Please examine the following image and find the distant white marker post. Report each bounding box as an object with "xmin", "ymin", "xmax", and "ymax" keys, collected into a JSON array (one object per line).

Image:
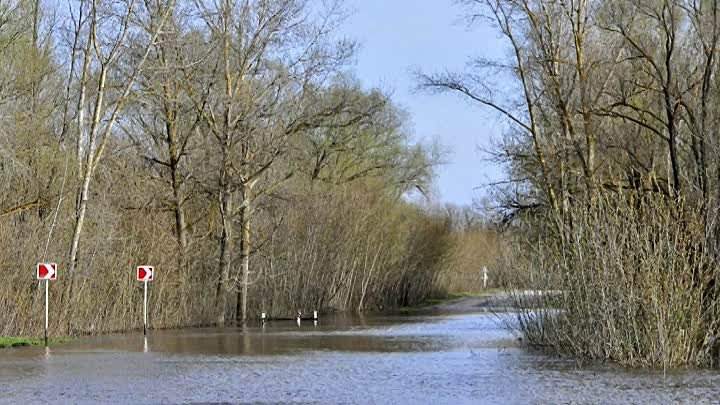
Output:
[
  {"xmin": 36, "ymin": 263, "xmax": 57, "ymax": 346},
  {"xmin": 136, "ymin": 266, "xmax": 154, "ymax": 335},
  {"xmin": 482, "ymin": 266, "xmax": 489, "ymax": 289}
]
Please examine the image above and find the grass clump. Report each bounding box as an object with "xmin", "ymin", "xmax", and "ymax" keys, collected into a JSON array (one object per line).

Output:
[{"xmin": 0, "ymin": 337, "xmax": 69, "ymax": 348}]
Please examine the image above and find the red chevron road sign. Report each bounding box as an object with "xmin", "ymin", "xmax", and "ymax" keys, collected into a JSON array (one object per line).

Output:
[
  {"xmin": 137, "ymin": 266, "xmax": 154, "ymax": 282},
  {"xmin": 36, "ymin": 263, "xmax": 57, "ymax": 280}
]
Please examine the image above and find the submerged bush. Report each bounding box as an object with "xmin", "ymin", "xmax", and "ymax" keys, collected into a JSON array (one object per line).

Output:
[
  {"xmin": 246, "ymin": 183, "xmax": 455, "ymax": 315},
  {"xmin": 504, "ymin": 194, "xmax": 720, "ymax": 368}
]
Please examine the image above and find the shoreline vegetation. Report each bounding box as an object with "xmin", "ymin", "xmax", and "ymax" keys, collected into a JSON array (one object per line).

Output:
[
  {"xmin": 0, "ymin": 290, "xmax": 499, "ymax": 349},
  {"xmin": 0, "ymin": 290, "xmax": 504, "ymax": 349},
  {"xmin": 0, "ymin": 337, "xmax": 69, "ymax": 349},
  {"xmin": 418, "ymin": 0, "xmax": 720, "ymax": 369}
]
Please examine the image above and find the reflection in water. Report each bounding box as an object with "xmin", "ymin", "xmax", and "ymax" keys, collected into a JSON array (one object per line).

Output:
[{"xmin": 0, "ymin": 312, "xmax": 718, "ymax": 405}]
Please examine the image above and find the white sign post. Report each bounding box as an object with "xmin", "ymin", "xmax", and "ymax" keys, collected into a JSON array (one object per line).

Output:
[
  {"xmin": 136, "ymin": 266, "xmax": 154, "ymax": 335},
  {"xmin": 482, "ymin": 266, "xmax": 489, "ymax": 289},
  {"xmin": 36, "ymin": 263, "xmax": 57, "ymax": 346}
]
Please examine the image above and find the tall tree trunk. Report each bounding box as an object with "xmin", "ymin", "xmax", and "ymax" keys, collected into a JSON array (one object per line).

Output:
[
  {"xmin": 32, "ymin": 0, "xmax": 40, "ymax": 49},
  {"xmin": 172, "ymin": 172, "xmax": 188, "ymax": 251},
  {"xmin": 236, "ymin": 182, "xmax": 251, "ymax": 325},
  {"xmin": 663, "ymin": 11, "xmax": 680, "ymax": 196},
  {"xmin": 215, "ymin": 0, "xmax": 234, "ymax": 326},
  {"xmin": 572, "ymin": 1, "xmax": 596, "ymax": 190},
  {"xmin": 68, "ymin": 65, "xmax": 107, "ymax": 299},
  {"xmin": 167, "ymin": 120, "xmax": 188, "ymax": 252},
  {"xmin": 215, "ymin": 177, "xmax": 233, "ymax": 326}
]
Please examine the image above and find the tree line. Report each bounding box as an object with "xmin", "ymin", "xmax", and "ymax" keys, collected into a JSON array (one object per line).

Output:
[
  {"xmin": 0, "ymin": 0, "xmax": 467, "ymax": 336},
  {"xmin": 423, "ymin": 0, "xmax": 720, "ymax": 367}
]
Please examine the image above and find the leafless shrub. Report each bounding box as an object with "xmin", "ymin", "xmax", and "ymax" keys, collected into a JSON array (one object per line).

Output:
[{"xmin": 503, "ymin": 194, "xmax": 719, "ymax": 368}]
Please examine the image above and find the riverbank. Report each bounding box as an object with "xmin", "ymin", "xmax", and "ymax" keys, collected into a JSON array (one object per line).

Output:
[
  {"xmin": 0, "ymin": 337, "xmax": 68, "ymax": 348},
  {"xmin": 0, "ymin": 292, "xmax": 508, "ymax": 348}
]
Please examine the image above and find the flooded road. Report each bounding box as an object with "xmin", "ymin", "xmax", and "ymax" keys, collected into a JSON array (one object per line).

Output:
[{"xmin": 1, "ymin": 310, "xmax": 719, "ymax": 404}]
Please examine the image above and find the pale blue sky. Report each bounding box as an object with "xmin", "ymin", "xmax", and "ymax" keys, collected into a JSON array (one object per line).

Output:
[{"xmin": 339, "ymin": 0, "xmax": 508, "ymax": 206}]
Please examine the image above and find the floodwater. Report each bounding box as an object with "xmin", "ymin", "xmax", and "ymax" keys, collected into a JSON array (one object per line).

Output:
[{"xmin": 1, "ymin": 309, "xmax": 719, "ymax": 405}]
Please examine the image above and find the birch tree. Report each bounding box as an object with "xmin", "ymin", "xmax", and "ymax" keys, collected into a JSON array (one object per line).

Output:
[{"xmin": 65, "ymin": 0, "xmax": 175, "ymax": 300}]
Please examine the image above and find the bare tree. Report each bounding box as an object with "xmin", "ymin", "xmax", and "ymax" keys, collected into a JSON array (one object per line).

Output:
[
  {"xmin": 190, "ymin": 0, "xmax": 365, "ymax": 325},
  {"xmin": 123, "ymin": 0, "xmax": 203, "ymax": 256},
  {"xmin": 66, "ymin": 0, "xmax": 175, "ymax": 300}
]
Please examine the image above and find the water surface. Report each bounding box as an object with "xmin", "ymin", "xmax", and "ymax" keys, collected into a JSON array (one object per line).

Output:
[{"xmin": 0, "ymin": 311, "xmax": 718, "ymax": 404}]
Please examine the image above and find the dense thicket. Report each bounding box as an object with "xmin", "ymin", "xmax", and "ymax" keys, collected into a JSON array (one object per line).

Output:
[
  {"xmin": 423, "ymin": 0, "xmax": 720, "ymax": 367},
  {"xmin": 0, "ymin": 0, "xmax": 456, "ymax": 336}
]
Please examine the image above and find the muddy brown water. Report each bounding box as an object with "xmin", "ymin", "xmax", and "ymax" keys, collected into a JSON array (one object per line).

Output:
[{"xmin": 1, "ymin": 309, "xmax": 719, "ymax": 405}]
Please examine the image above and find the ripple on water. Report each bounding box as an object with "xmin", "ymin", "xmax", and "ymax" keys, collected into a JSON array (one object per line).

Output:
[{"xmin": 0, "ymin": 313, "xmax": 719, "ymax": 405}]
